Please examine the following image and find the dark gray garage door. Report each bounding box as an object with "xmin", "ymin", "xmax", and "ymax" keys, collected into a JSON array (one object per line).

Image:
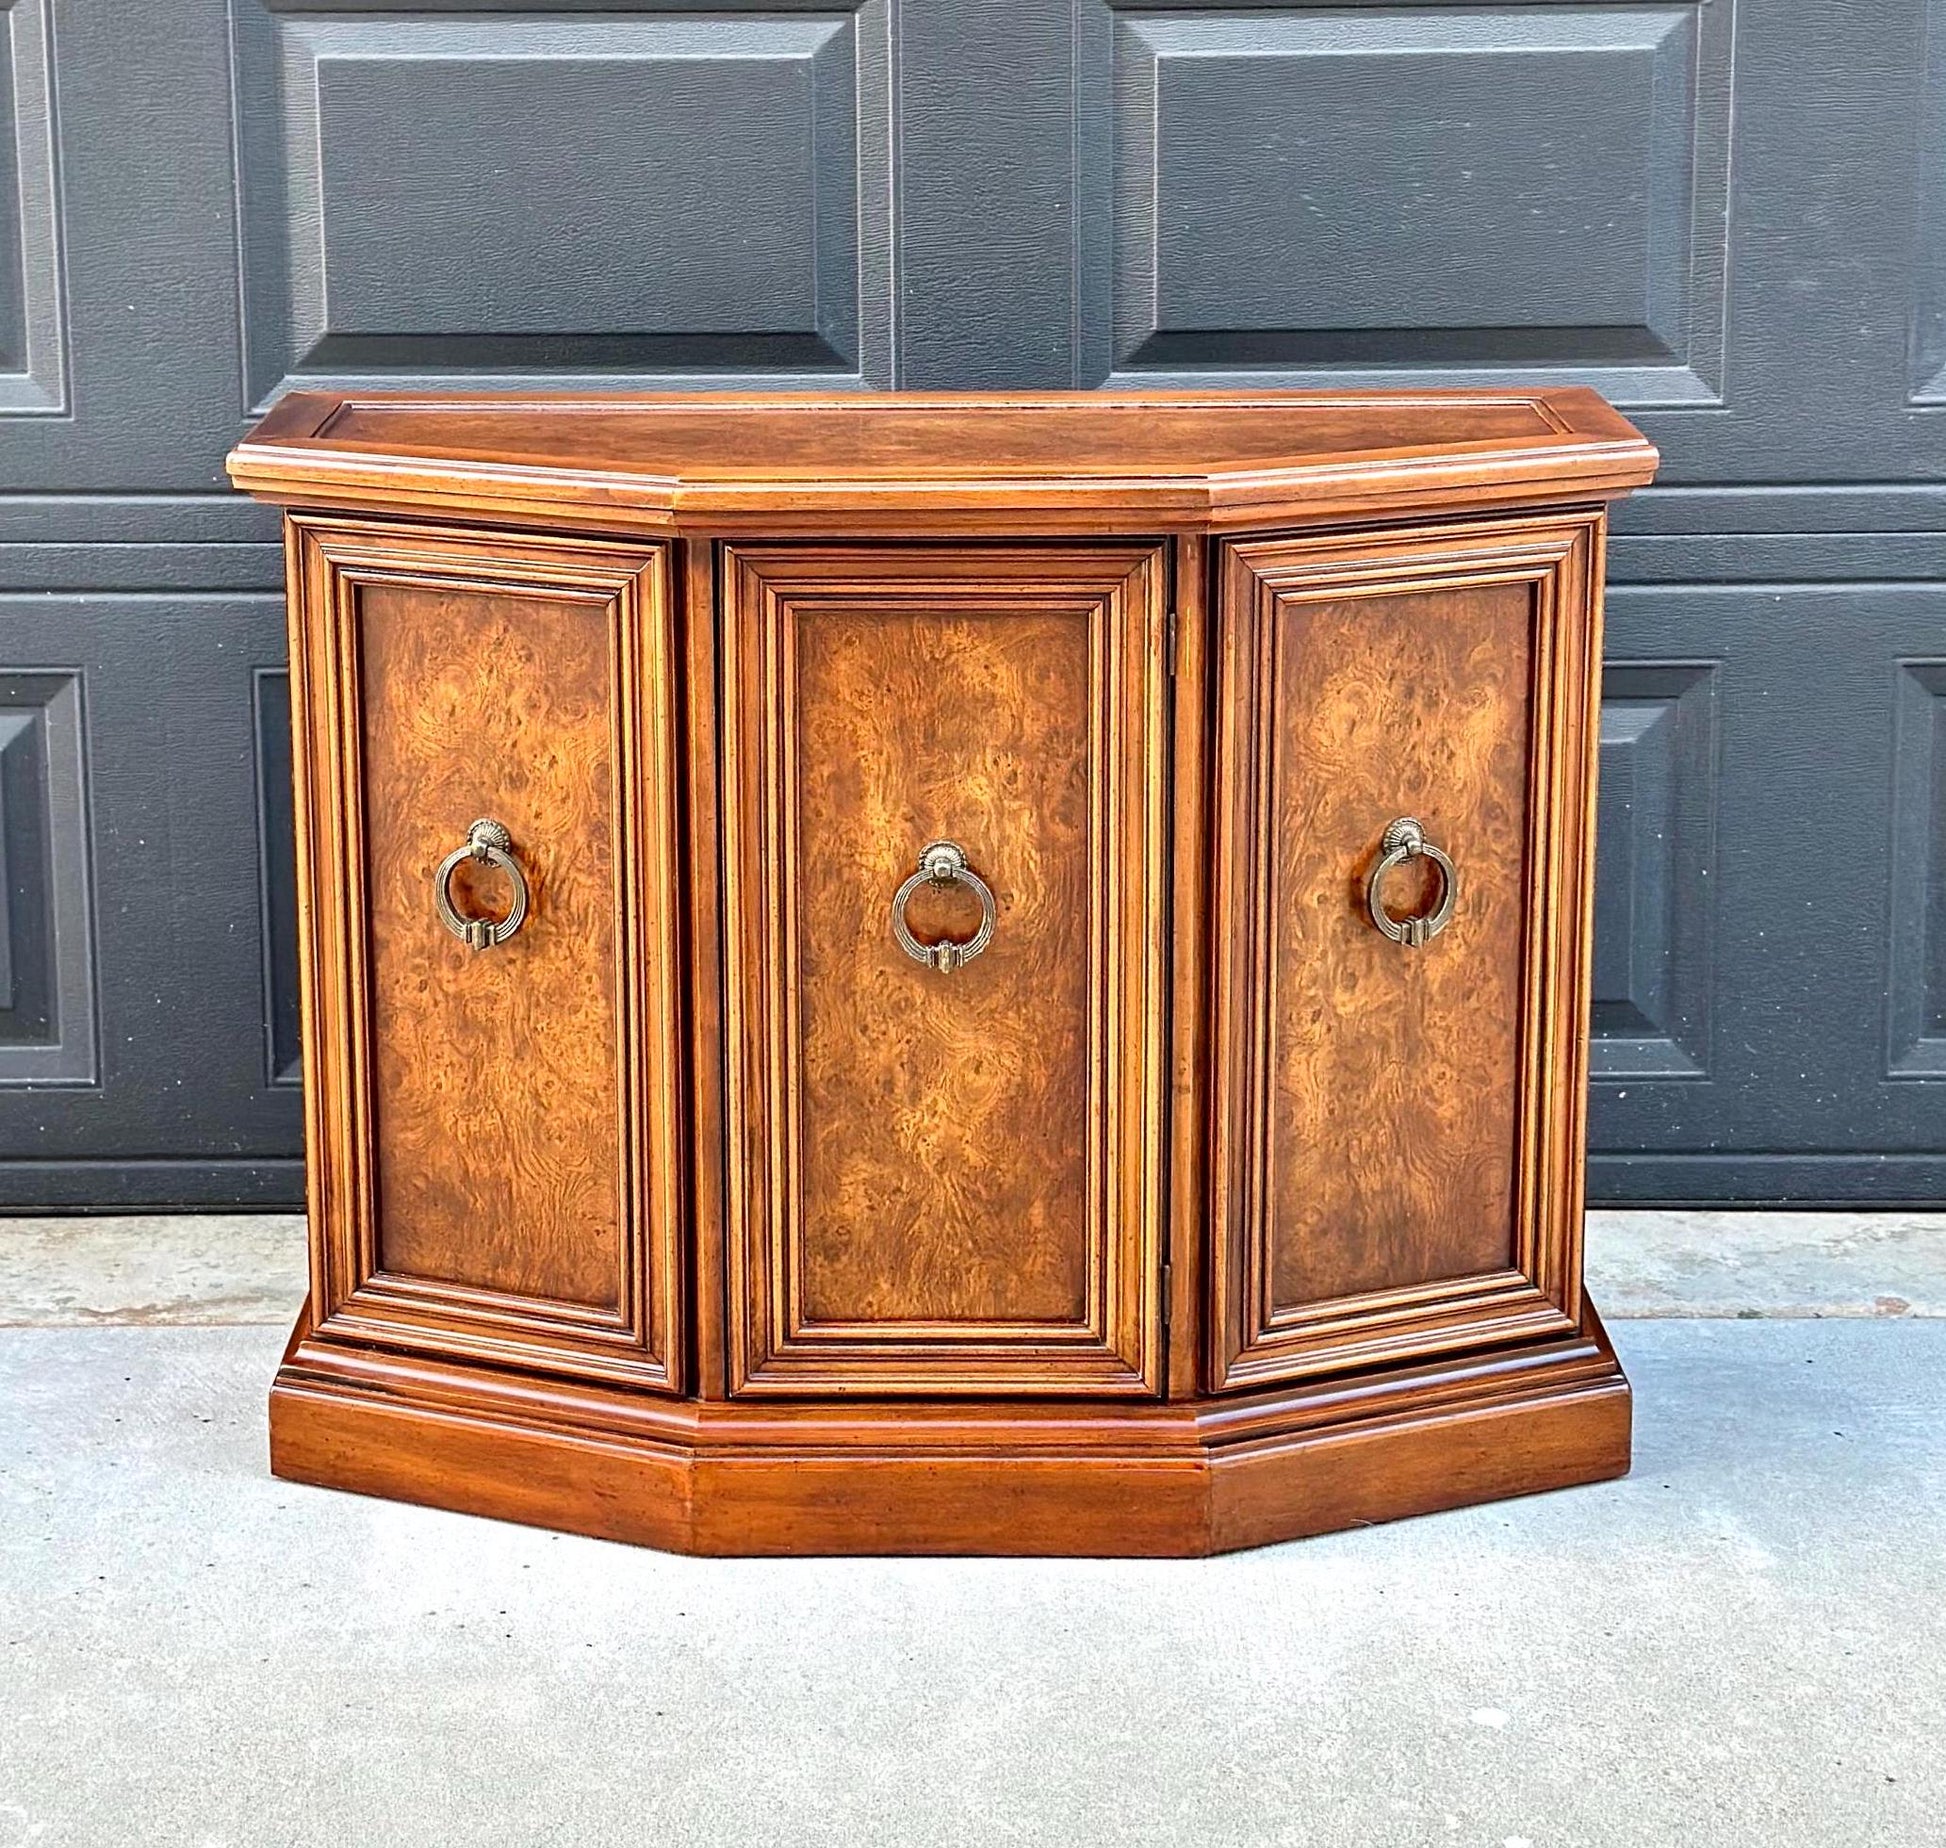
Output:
[{"xmin": 0, "ymin": 0, "xmax": 1940, "ymax": 1207}]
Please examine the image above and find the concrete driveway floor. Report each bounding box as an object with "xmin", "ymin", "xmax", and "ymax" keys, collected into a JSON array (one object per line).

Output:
[{"xmin": 1, "ymin": 1316, "xmax": 1941, "ymax": 1847}]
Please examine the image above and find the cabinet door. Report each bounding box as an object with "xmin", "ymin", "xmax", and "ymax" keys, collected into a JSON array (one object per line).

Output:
[
  {"xmin": 1209, "ymin": 513, "xmax": 1603, "ymax": 1392},
  {"xmin": 722, "ymin": 545, "xmax": 1168, "ymax": 1396},
  {"xmin": 291, "ymin": 518, "xmax": 683, "ymax": 1390}
]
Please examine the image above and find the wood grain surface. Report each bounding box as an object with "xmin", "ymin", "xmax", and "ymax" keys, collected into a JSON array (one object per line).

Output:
[
  {"xmin": 301, "ymin": 392, "xmax": 1562, "ymax": 474},
  {"xmin": 244, "ymin": 393, "xmax": 1648, "ymax": 1555},
  {"xmin": 292, "ymin": 520, "xmax": 685, "ymax": 1390},
  {"xmin": 679, "ymin": 536, "xmax": 731, "ymax": 1398},
  {"xmin": 1210, "ymin": 515, "xmax": 1602, "ymax": 1391},
  {"xmin": 1260, "ymin": 581, "xmax": 1529, "ymax": 1304},
  {"xmin": 359, "ymin": 579, "xmax": 623, "ymax": 1306},
  {"xmin": 793, "ymin": 602, "xmax": 1093, "ymax": 1325},
  {"xmin": 269, "ymin": 1300, "xmax": 1631, "ymax": 1556},
  {"xmin": 228, "ymin": 387, "xmax": 1657, "ymax": 537},
  {"xmin": 722, "ymin": 545, "xmax": 1168, "ymax": 1394}
]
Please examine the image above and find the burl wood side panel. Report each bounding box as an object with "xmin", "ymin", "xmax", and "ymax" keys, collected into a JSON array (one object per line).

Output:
[
  {"xmin": 722, "ymin": 545, "xmax": 1168, "ymax": 1396},
  {"xmin": 1263, "ymin": 581, "xmax": 1531, "ymax": 1305},
  {"xmin": 358, "ymin": 581, "xmax": 621, "ymax": 1305},
  {"xmin": 292, "ymin": 519, "xmax": 683, "ymax": 1390},
  {"xmin": 1210, "ymin": 514, "xmax": 1603, "ymax": 1392}
]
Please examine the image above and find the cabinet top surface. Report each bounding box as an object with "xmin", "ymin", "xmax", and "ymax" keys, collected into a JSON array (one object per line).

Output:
[{"xmin": 228, "ymin": 387, "xmax": 1656, "ymax": 532}]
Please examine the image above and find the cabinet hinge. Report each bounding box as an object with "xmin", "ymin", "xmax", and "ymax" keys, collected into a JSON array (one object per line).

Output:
[
  {"xmin": 1161, "ymin": 1261, "xmax": 1173, "ymax": 1329},
  {"xmin": 1166, "ymin": 610, "xmax": 1181, "ymax": 676}
]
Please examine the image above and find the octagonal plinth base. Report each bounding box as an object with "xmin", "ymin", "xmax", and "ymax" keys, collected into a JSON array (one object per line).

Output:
[{"xmin": 268, "ymin": 1310, "xmax": 1631, "ymax": 1557}]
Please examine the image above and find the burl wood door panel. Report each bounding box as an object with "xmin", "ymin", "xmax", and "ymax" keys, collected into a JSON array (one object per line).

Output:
[
  {"xmin": 290, "ymin": 518, "xmax": 683, "ymax": 1389},
  {"xmin": 722, "ymin": 545, "xmax": 1168, "ymax": 1396},
  {"xmin": 1209, "ymin": 513, "xmax": 1604, "ymax": 1392}
]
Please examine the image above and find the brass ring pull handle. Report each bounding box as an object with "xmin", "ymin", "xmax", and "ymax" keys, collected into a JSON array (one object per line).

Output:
[
  {"xmin": 434, "ymin": 818, "xmax": 530, "ymax": 952},
  {"xmin": 1365, "ymin": 816, "xmax": 1458, "ymax": 948},
  {"xmin": 890, "ymin": 840, "xmax": 997, "ymax": 974}
]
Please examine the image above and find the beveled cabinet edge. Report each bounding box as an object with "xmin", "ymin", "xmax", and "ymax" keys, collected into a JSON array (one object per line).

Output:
[
  {"xmin": 228, "ymin": 387, "xmax": 1657, "ymax": 540},
  {"xmin": 1206, "ymin": 510, "xmax": 1605, "ymax": 1394},
  {"xmin": 718, "ymin": 544, "xmax": 1170, "ymax": 1396},
  {"xmin": 289, "ymin": 514, "xmax": 687, "ymax": 1392}
]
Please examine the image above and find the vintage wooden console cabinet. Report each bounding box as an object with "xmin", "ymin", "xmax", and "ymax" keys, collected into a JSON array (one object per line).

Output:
[{"xmin": 228, "ymin": 388, "xmax": 1657, "ymax": 1556}]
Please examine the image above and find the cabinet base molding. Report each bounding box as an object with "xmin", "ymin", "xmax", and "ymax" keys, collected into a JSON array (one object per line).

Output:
[{"xmin": 268, "ymin": 1309, "xmax": 1631, "ymax": 1558}]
